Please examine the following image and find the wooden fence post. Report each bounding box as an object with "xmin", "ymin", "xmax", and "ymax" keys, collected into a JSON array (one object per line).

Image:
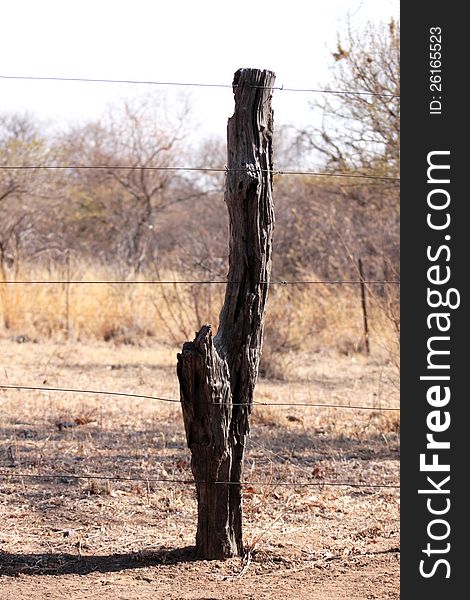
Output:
[
  {"xmin": 65, "ymin": 249, "xmax": 71, "ymax": 340},
  {"xmin": 358, "ymin": 258, "xmax": 370, "ymax": 355},
  {"xmin": 177, "ymin": 68, "xmax": 275, "ymax": 560}
]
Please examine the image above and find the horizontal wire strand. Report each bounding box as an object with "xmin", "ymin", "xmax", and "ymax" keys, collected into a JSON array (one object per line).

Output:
[
  {"xmin": 0, "ymin": 164, "xmax": 400, "ymax": 181},
  {"xmin": 252, "ymin": 84, "xmax": 399, "ymax": 97},
  {"xmin": 0, "ymin": 74, "xmax": 400, "ymax": 98},
  {"xmin": 0, "ymin": 384, "xmax": 180, "ymax": 404},
  {"xmin": 0, "ymin": 384, "xmax": 399, "ymax": 411},
  {"xmin": 216, "ymin": 401, "xmax": 400, "ymax": 411},
  {"xmin": 0, "ymin": 280, "xmax": 400, "ymax": 285},
  {"xmin": 0, "ymin": 75, "xmax": 235, "ymax": 88},
  {"xmin": 0, "ymin": 471, "xmax": 399, "ymax": 489}
]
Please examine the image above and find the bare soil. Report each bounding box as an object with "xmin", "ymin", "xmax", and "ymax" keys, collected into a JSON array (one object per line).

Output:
[{"xmin": 0, "ymin": 338, "xmax": 399, "ymax": 599}]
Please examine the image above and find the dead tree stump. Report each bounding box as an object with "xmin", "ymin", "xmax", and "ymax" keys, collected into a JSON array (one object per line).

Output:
[{"xmin": 177, "ymin": 68, "xmax": 275, "ymax": 560}]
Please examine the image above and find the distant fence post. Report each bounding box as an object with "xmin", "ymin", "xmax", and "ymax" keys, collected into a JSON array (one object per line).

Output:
[
  {"xmin": 65, "ymin": 249, "xmax": 71, "ymax": 340},
  {"xmin": 177, "ymin": 68, "xmax": 275, "ymax": 560},
  {"xmin": 358, "ymin": 258, "xmax": 370, "ymax": 355}
]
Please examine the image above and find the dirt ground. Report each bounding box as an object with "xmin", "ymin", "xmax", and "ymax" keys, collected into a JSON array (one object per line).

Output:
[{"xmin": 0, "ymin": 338, "xmax": 399, "ymax": 599}]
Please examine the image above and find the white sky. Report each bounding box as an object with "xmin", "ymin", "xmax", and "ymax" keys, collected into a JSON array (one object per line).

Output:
[{"xmin": 1, "ymin": 0, "xmax": 398, "ymax": 140}]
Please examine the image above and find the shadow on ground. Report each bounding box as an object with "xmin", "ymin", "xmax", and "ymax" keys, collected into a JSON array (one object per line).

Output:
[
  {"xmin": 251, "ymin": 428, "xmax": 400, "ymax": 462},
  {"xmin": 0, "ymin": 546, "xmax": 196, "ymax": 577}
]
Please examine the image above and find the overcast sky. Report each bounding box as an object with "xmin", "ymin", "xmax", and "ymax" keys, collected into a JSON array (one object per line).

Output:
[{"xmin": 1, "ymin": 0, "xmax": 399, "ymax": 139}]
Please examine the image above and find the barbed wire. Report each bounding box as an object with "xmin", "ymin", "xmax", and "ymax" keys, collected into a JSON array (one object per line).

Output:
[
  {"xmin": 0, "ymin": 471, "xmax": 399, "ymax": 489},
  {"xmin": 0, "ymin": 384, "xmax": 400, "ymax": 411},
  {"xmin": 0, "ymin": 164, "xmax": 400, "ymax": 181},
  {"xmin": 0, "ymin": 74, "xmax": 400, "ymax": 98}
]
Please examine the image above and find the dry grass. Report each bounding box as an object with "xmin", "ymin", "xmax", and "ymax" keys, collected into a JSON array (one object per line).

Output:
[
  {"xmin": 1, "ymin": 262, "xmax": 224, "ymax": 343},
  {"xmin": 1, "ymin": 261, "xmax": 399, "ymax": 372}
]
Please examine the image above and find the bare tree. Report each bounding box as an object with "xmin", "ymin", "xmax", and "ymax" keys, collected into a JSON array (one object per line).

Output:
[
  {"xmin": 0, "ymin": 113, "xmax": 54, "ymax": 269},
  {"xmin": 299, "ymin": 19, "xmax": 400, "ymax": 193},
  {"xmin": 0, "ymin": 113, "xmax": 50, "ymax": 203},
  {"xmin": 287, "ymin": 18, "xmax": 400, "ymax": 285},
  {"xmin": 54, "ymin": 94, "xmax": 217, "ymax": 271}
]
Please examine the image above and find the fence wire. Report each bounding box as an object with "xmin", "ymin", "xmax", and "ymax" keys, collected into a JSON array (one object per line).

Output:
[
  {"xmin": 0, "ymin": 471, "xmax": 399, "ymax": 490},
  {"xmin": 0, "ymin": 384, "xmax": 400, "ymax": 411},
  {"xmin": 0, "ymin": 74, "xmax": 400, "ymax": 98},
  {"xmin": 0, "ymin": 164, "xmax": 400, "ymax": 182},
  {"xmin": 0, "ymin": 279, "xmax": 400, "ymax": 285}
]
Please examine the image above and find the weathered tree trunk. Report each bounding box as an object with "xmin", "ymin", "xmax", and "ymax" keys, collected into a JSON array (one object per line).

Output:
[{"xmin": 177, "ymin": 68, "xmax": 275, "ymax": 560}]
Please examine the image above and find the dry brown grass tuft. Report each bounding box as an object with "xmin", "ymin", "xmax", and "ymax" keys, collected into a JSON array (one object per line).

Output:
[
  {"xmin": 260, "ymin": 281, "xmax": 398, "ymax": 379},
  {"xmin": 1, "ymin": 262, "xmax": 223, "ymax": 344}
]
